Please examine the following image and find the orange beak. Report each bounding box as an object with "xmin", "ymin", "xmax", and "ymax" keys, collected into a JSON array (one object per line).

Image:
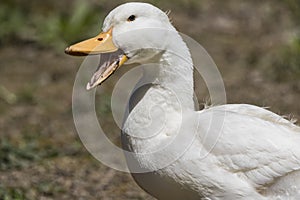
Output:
[
  {"xmin": 65, "ymin": 27, "xmax": 118, "ymax": 56},
  {"xmin": 65, "ymin": 27, "xmax": 129, "ymax": 89}
]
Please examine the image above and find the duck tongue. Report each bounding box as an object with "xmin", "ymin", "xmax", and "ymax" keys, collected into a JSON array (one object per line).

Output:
[{"xmin": 86, "ymin": 50, "xmax": 124, "ymax": 90}]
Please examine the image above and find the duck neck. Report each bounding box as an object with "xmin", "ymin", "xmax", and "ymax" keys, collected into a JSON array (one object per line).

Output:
[{"xmin": 143, "ymin": 38, "xmax": 195, "ymax": 111}]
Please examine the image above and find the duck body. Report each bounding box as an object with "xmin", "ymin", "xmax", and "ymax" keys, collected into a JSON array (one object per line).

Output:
[
  {"xmin": 123, "ymin": 100, "xmax": 300, "ymax": 200},
  {"xmin": 121, "ymin": 40, "xmax": 300, "ymax": 199},
  {"xmin": 65, "ymin": 2, "xmax": 300, "ymax": 199}
]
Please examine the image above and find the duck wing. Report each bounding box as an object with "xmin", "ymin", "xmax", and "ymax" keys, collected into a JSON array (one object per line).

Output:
[{"xmin": 197, "ymin": 104, "xmax": 300, "ymax": 190}]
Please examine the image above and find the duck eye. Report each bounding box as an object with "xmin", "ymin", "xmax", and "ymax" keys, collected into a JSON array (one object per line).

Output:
[{"xmin": 127, "ymin": 15, "xmax": 136, "ymax": 22}]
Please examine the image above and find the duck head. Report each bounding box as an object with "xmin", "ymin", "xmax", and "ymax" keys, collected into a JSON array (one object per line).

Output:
[{"xmin": 65, "ymin": 2, "xmax": 175, "ymax": 90}]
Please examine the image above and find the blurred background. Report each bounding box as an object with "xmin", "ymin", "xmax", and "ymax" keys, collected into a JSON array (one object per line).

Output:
[{"xmin": 0, "ymin": 0, "xmax": 299, "ymax": 199}]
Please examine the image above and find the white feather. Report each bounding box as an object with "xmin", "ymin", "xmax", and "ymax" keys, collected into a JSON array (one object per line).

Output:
[{"xmin": 99, "ymin": 2, "xmax": 300, "ymax": 199}]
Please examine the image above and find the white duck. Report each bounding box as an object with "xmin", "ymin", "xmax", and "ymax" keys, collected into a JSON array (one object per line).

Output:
[{"xmin": 65, "ymin": 2, "xmax": 300, "ymax": 200}]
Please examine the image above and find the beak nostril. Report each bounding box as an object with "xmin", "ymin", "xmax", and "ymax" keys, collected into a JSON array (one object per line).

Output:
[{"xmin": 97, "ymin": 38, "xmax": 103, "ymax": 41}]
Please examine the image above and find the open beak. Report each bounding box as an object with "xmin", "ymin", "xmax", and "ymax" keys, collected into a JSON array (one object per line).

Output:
[{"xmin": 65, "ymin": 27, "xmax": 128, "ymax": 90}]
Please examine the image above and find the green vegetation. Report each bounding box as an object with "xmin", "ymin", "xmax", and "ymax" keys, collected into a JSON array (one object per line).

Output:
[
  {"xmin": 271, "ymin": 36, "xmax": 300, "ymax": 81},
  {"xmin": 0, "ymin": 186, "xmax": 27, "ymax": 200},
  {"xmin": 285, "ymin": 0, "xmax": 300, "ymax": 21},
  {"xmin": 267, "ymin": 0, "xmax": 300, "ymax": 81},
  {"xmin": 1, "ymin": 0, "xmax": 298, "ymax": 80},
  {"xmin": 0, "ymin": 0, "xmax": 103, "ymax": 50},
  {"xmin": 0, "ymin": 135, "xmax": 58, "ymax": 170}
]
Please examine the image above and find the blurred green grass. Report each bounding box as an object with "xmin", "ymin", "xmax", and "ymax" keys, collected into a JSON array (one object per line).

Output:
[
  {"xmin": 271, "ymin": 36, "xmax": 300, "ymax": 81},
  {"xmin": 0, "ymin": 0, "xmax": 103, "ymax": 50},
  {"xmin": 0, "ymin": 135, "xmax": 57, "ymax": 171},
  {"xmin": 265, "ymin": 0, "xmax": 300, "ymax": 81},
  {"xmin": 0, "ymin": 186, "xmax": 26, "ymax": 200},
  {"xmin": 0, "ymin": 0, "xmax": 299, "ymax": 80}
]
